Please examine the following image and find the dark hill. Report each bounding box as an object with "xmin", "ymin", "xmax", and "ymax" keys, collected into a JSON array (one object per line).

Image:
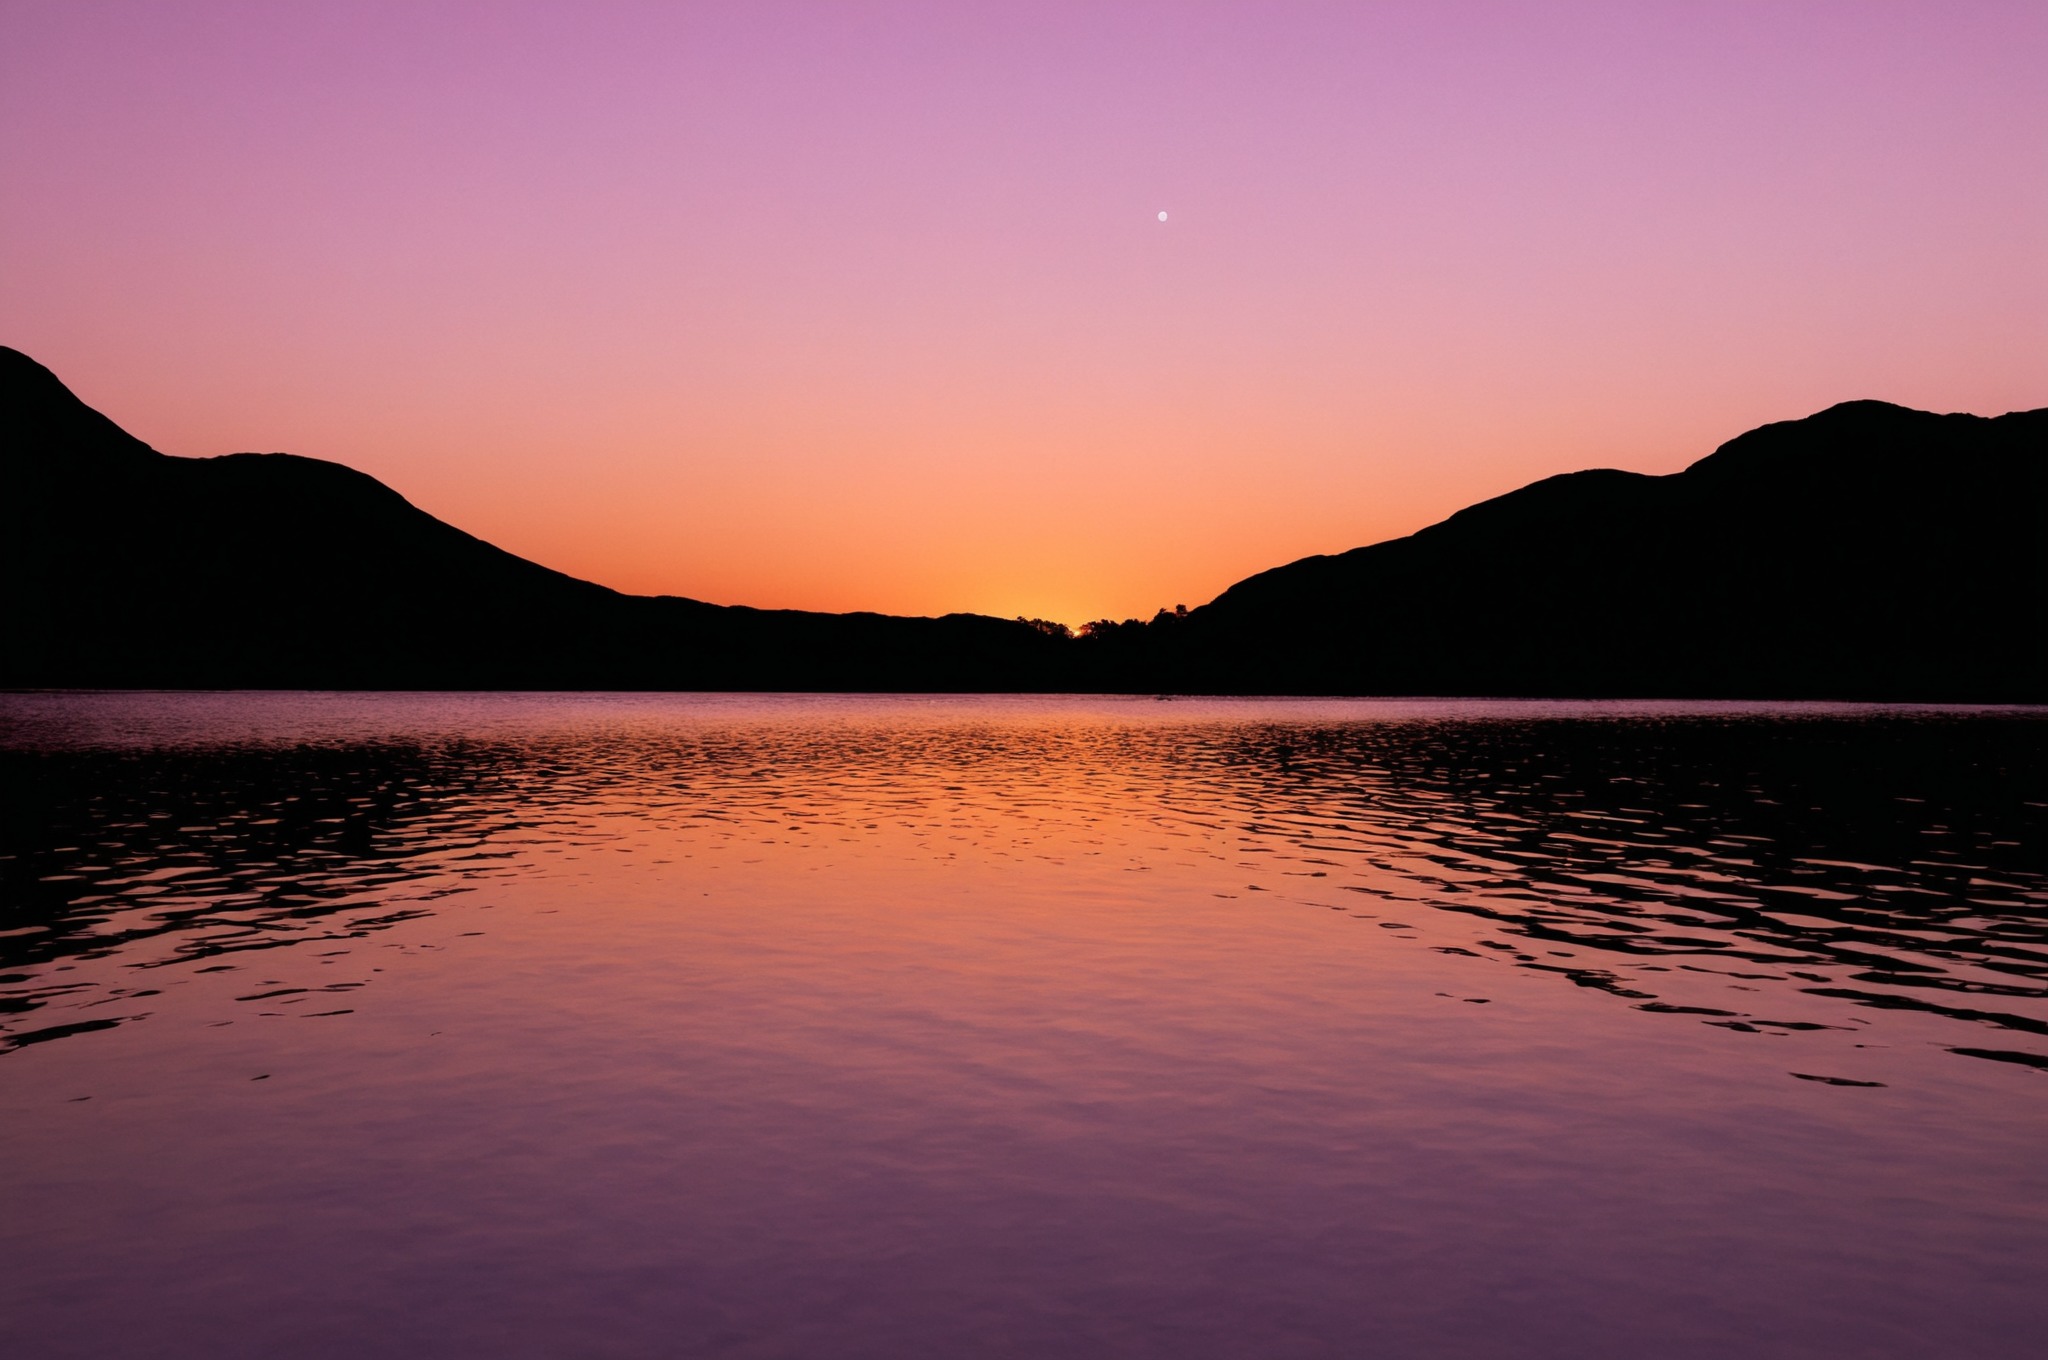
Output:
[
  {"xmin": 4, "ymin": 346, "xmax": 2041, "ymax": 698},
  {"xmin": 0, "ymin": 347, "xmax": 1069, "ymax": 689},
  {"xmin": 1140, "ymin": 400, "xmax": 2046, "ymax": 700}
]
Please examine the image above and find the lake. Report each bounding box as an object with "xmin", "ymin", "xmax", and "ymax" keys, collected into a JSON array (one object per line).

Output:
[{"xmin": 2, "ymin": 693, "xmax": 2044, "ymax": 1359}]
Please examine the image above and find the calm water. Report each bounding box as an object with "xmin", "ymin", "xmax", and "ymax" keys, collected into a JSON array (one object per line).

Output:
[{"xmin": 2, "ymin": 693, "xmax": 2044, "ymax": 1359}]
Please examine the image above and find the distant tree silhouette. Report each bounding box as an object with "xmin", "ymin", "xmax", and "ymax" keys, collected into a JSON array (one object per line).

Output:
[
  {"xmin": 1015, "ymin": 617, "xmax": 1074, "ymax": 640},
  {"xmin": 1077, "ymin": 617, "xmax": 1141, "ymax": 642},
  {"xmin": 1076, "ymin": 606, "xmax": 1188, "ymax": 642},
  {"xmin": 1077, "ymin": 609, "xmax": 1187, "ymax": 647}
]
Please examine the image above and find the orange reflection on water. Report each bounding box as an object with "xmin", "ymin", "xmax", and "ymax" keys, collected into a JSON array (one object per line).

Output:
[{"xmin": 2, "ymin": 694, "xmax": 2045, "ymax": 1358}]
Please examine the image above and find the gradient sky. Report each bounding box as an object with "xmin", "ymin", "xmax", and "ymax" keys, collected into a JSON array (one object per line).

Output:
[{"xmin": 5, "ymin": 1, "xmax": 2044, "ymax": 625}]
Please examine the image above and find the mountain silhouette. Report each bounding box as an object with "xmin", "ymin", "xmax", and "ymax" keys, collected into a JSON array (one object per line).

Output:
[
  {"xmin": 1142, "ymin": 400, "xmax": 2046, "ymax": 700},
  {"xmin": 3, "ymin": 345, "xmax": 2041, "ymax": 698},
  {"xmin": 0, "ymin": 347, "xmax": 1067, "ymax": 689}
]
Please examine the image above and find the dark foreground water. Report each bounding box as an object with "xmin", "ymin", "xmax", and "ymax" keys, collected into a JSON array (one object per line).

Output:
[{"xmin": 2, "ymin": 693, "xmax": 2044, "ymax": 1359}]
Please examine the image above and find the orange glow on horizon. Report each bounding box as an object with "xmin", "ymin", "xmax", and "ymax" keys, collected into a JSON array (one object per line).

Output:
[{"xmin": 5, "ymin": 4, "xmax": 2043, "ymax": 623}]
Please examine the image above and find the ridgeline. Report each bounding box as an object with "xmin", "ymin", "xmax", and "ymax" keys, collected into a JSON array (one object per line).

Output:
[{"xmin": 4, "ymin": 346, "xmax": 2041, "ymax": 699}]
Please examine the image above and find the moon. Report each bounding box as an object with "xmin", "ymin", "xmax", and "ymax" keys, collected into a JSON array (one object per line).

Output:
[{"xmin": 1158, "ymin": 211, "xmax": 1168, "ymax": 221}]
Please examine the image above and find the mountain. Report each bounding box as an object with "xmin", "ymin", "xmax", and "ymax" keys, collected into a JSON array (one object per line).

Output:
[
  {"xmin": 0, "ymin": 347, "xmax": 1069, "ymax": 689},
  {"xmin": 3, "ymin": 345, "xmax": 2041, "ymax": 698},
  {"xmin": 1136, "ymin": 400, "xmax": 2046, "ymax": 700}
]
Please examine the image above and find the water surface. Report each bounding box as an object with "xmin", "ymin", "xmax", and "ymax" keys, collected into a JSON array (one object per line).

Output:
[{"xmin": 3, "ymin": 693, "xmax": 2044, "ymax": 1358}]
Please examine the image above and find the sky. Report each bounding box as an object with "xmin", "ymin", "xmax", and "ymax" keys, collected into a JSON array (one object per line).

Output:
[{"xmin": 5, "ymin": 1, "xmax": 2045, "ymax": 626}]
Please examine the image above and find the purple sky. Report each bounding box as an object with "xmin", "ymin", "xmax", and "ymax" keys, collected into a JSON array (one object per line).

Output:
[{"xmin": 5, "ymin": 1, "xmax": 2044, "ymax": 622}]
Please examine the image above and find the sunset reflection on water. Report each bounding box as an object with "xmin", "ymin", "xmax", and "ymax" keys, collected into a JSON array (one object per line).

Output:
[{"xmin": 2, "ymin": 694, "xmax": 2044, "ymax": 1359}]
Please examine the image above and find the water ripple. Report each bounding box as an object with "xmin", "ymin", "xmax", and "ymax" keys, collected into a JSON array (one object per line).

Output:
[{"xmin": 2, "ymin": 694, "xmax": 2042, "ymax": 1071}]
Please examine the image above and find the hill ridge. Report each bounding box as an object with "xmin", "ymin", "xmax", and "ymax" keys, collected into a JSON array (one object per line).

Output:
[{"xmin": 4, "ymin": 346, "xmax": 2040, "ymax": 698}]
